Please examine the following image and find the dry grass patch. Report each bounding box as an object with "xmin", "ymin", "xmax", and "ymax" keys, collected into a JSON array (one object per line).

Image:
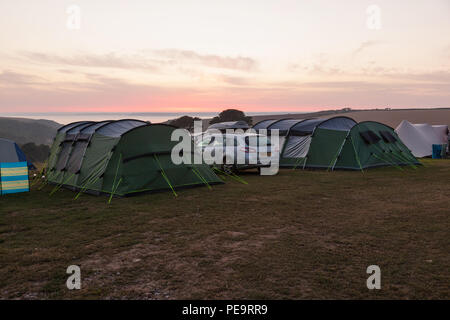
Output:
[{"xmin": 0, "ymin": 159, "xmax": 449, "ymax": 299}]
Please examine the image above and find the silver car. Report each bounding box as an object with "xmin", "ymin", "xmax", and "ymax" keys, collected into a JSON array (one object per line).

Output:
[{"xmin": 195, "ymin": 132, "xmax": 275, "ymax": 173}]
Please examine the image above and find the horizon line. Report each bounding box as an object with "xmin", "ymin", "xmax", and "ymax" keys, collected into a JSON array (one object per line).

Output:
[{"xmin": 2, "ymin": 107, "xmax": 450, "ymax": 114}]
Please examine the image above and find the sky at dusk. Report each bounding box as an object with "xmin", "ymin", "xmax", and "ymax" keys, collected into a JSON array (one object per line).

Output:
[{"xmin": 0, "ymin": 0, "xmax": 449, "ymax": 113}]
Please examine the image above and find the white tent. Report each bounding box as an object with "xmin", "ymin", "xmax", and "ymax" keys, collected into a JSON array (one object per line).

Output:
[{"xmin": 395, "ymin": 120, "xmax": 449, "ymax": 157}]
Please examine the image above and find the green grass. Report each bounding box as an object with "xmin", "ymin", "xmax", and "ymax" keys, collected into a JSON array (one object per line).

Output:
[{"xmin": 0, "ymin": 159, "xmax": 449, "ymax": 299}]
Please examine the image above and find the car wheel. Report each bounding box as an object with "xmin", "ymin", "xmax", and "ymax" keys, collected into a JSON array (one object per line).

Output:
[
  {"xmin": 222, "ymin": 157, "xmax": 235, "ymax": 174},
  {"xmin": 222, "ymin": 163, "xmax": 235, "ymax": 175}
]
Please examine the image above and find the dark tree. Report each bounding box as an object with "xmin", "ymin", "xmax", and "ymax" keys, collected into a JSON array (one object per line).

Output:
[
  {"xmin": 168, "ymin": 115, "xmax": 201, "ymax": 131},
  {"xmin": 20, "ymin": 142, "xmax": 50, "ymax": 164},
  {"xmin": 209, "ymin": 109, "xmax": 252, "ymax": 125}
]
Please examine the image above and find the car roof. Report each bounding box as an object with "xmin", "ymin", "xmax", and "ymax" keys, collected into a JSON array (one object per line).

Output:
[{"xmin": 202, "ymin": 132, "xmax": 266, "ymax": 137}]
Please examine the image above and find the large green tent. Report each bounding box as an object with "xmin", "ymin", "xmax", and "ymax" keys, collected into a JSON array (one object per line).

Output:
[
  {"xmin": 46, "ymin": 120, "xmax": 222, "ymax": 196},
  {"xmin": 253, "ymin": 117, "xmax": 419, "ymax": 170}
]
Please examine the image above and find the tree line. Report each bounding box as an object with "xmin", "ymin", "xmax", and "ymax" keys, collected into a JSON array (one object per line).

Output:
[
  {"xmin": 168, "ymin": 109, "xmax": 252, "ymax": 131},
  {"xmin": 21, "ymin": 143, "xmax": 50, "ymax": 165}
]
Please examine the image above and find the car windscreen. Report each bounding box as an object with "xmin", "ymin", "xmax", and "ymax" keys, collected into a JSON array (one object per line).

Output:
[{"xmin": 198, "ymin": 135, "xmax": 223, "ymax": 147}]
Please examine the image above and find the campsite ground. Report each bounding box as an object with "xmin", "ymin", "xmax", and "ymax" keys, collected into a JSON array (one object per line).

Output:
[{"xmin": 0, "ymin": 159, "xmax": 449, "ymax": 299}]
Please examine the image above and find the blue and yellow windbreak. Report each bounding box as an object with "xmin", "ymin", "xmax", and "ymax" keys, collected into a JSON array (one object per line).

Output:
[{"xmin": 0, "ymin": 162, "xmax": 29, "ymax": 195}]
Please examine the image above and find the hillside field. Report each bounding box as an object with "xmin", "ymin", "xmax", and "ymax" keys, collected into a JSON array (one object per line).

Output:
[
  {"xmin": 0, "ymin": 117, "xmax": 61, "ymax": 146},
  {"xmin": 250, "ymin": 108, "xmax": 450, "ymax": 128},
  {"xmin": 0, "ymin": 159, "xmax": 449, "ymax": 299}
]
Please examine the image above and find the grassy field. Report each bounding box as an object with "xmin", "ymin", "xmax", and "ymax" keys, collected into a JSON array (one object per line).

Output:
[{"xmin": 0, "ymin": 159, "xmax": 449, "ymax": 299}]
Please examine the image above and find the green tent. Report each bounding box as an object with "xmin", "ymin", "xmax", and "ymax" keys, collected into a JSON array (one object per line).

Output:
[
  {"xmin": 253, "ymin": 117, "xmax": 419, "ymax": 170},
  {"xmin": 46, "ymin": 120, "xmax": 222, "ymax": 196}
]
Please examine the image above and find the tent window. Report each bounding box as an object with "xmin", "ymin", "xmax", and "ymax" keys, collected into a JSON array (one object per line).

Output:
[
  {"xmin": 66, "ymin": 141, "xmax": 89, "ymax": 173},
  {"xmin": 55, "ymin": 142, "xmax": 73, "ymax": 171},
  {"xmin": 379, "ymin": 130, "xmax": 397, "ymax": 143},
  {"xmin": 282, "ymin": 136, "xmax": 311, "ymax": 158},
  {"xmin": 360, "ymin": 131, "xmax": 381, "ymax": 144}
]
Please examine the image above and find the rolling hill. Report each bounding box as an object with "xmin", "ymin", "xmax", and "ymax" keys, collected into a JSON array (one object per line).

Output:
[
  {"xmin": 0, "ymin": 117, "xmax": 61, "ymax": 146},
  {"xmin": 250, "ymin": 108, "xmax": 450, "ymax": 128}
]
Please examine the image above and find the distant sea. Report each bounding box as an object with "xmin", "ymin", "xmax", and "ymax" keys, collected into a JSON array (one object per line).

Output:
[{"xmin": 1, "ymin": 112, "xmax": 304, "ymax": 125}]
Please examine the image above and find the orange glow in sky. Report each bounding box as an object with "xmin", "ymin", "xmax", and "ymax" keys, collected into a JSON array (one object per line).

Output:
[{"xmin": 0, "ymin": 0, "xmax": 449, "ymax": 113}]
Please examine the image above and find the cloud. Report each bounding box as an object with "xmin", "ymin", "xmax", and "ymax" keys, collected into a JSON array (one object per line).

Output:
[
  {"xmin": 0, "ymin": 70, "xmax": 45, "ymax": 86},
  {"xmin": 288, "ymin": 63, "xmax": 343, "ymax": 76},
  {"xmin": 383, "ymin": 70, "xmax": 450, "ymax": 83},
  {"xmin": 444, "ymin": 44, "xmax": 450, "ymax": 59},
  {"xmin": 298, "ymin": 80, "xmax": 449, "ymax": 93},
  {"xmin": 287, "ymin": 56, "xmax": 450, "ymax": 84},
  {"xmin": 1, "ymin": 67, "xmax": 449, "ymax": 113},
  {"xmin": 21, "ymin": 52, "xmax": 160, "ymax": 72},
  {"xmin": 352, "ymin": 41, "xmax": 384, "ymax": 57},
  {"xmin": 216, "ymin": 74, "xmax": 251, "ymax": 86},
  {"xmin": 58, "ymin": 69, "xmax": 76, "ymax": 74},
  {"xmin": 0, "ymin": 71, "xmax": 198, "ymax": 112},
  {"xmin": 19, "ymin": 49, "xmax": 259, "ymax": 77},
  {"xmin": 287, "ymin": 52, "xmax": 345, "ymax": 76},
  {"xmin": 216, "ymin": 80, "xmax": 450, "ymax": 109},
  {"xmin": 153, "ymin": 49, "xmax": 258, "ymax": 71}
]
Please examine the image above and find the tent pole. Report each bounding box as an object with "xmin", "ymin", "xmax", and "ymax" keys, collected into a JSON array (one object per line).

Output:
[
  {"xmin": 108, "ymin": 178, "xmax": 122, "ymax": 204},
  {"xmin": 388, "ymin": 149, "xmax": 418, "ymax": 169},
  {"xmin": 37, "ymin": 178, "xmax": 49, "ymax": 190},
  {"xmin": 153, "ymin": 154, "xmax": 178, "ymax": 197},
  {"xmin": 292, "ymin": 156, "xmax": 305, "ymax": 170},
  {"xmin": 302, "ymin": 157, "xmax": 307, "ymax": 169},
  {"xmin": 329, "ymin": 132, "xmax": 351, "ymax": 171},
  {"xmin": 302, "ymin": 129, "xmax": 320, "ymax": 170},
  {"xmin": 349, "ymin": 136, "xmax": 364, "ymax": 172},
  {"xmin": 73, "ymin": 154, "xmax": 111, "ymax": 199},
  {"xmin": 74, "ymin": 166, "xmax": 106, "ymax": 200},
  {"xmin": 107, "ymin": 153, "xmax": 123, "ymax": 202},
  {"xmin": 371, "ymin": 150, "xmax": 403, "ymax": 171},
  {"xmin": 191, "ymin": 166, "xmax": 212, "ymax": 190},
  {"xmin": 389, "ymin": 142, "xmax": 419, "ymax": 167},
  {"xmin": 31, "ymin": 160, "xmax": 47, "ymax": 187},
  {"xmin": 372, "ymin": 144, "xmax": 404, "ymax": 168},
  {"xmin": 49, "ymin": 172, "xmax": 75, "ymax": 195},
  {"xmin": 213, "ymin": 167, "xmax": 248, "ymax": 185}
]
